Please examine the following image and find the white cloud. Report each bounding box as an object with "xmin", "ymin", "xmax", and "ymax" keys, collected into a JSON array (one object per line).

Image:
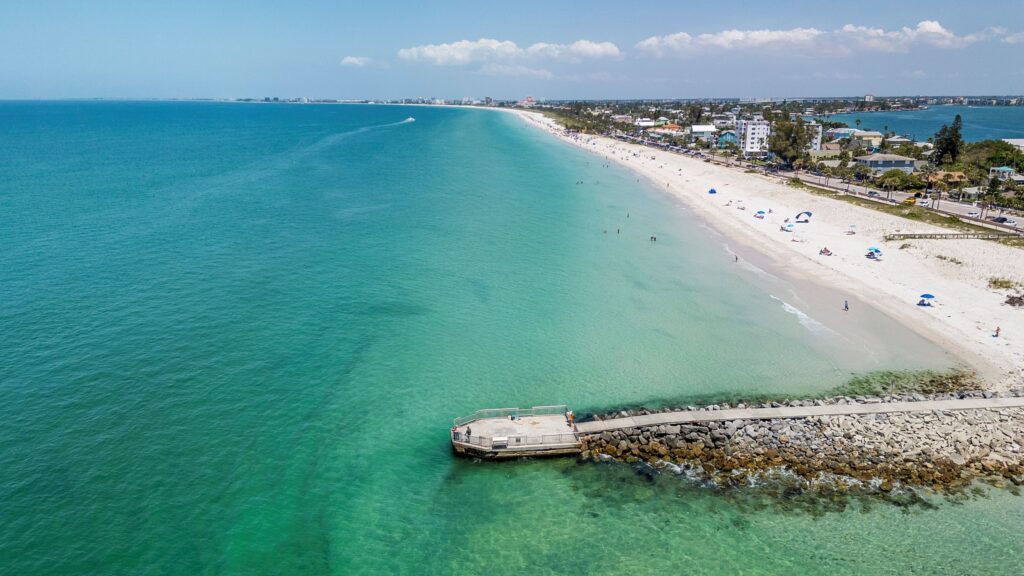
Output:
[
  {"xmin": 837, "ymin": 21, "xmax": 981, "ymax": 52},
  {"xmin": 637, "ymin": 21, "xmax": 1004, "ymax": 57},
  {"xmin": 397, "ymin": 38, "xmax": 620, "ymax": 66},
  {"xmin": 525, "ymin": 40, "xmax": 621, "ymax": 61},
  {"xmin": 1004, "ymin": 32, "xmax": 1024, "ymax": 44},
  {"xmin": 636, "ymin": 28, "xmax": 823, "ymax": 56},
  {"xmin": 398, "ymin": 39, "xmax": 521, "ymax": 65},
  {"xmin": 479, "ymin": 64, "xmax": 553, "ymax": 79},
  {"xmin": 340, "ymin": 56, "xmax": 371, "ymax": 67}
]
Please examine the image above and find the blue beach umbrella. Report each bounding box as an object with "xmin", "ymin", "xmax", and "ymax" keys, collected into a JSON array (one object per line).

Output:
[
  {"xmin": 708, "ymin": 188, "xmax": 717, "ymax": 194},
  {"xmin": 920, "ymin": 293, "xmax": 935, "ymax": 299},
  {"xmin": 756, "ymin": 210, "xmax": 766, "ymax": 215},
  {"xmin": 867, "ymin": 247, "xmax": 881, "ymax": 252},
  {"xmin": 786, "ymin": 223, "xmax": 795, "ymax": 228}
]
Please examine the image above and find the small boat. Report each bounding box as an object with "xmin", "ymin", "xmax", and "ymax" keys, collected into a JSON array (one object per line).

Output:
[{"xmin": 405, "ymin": 117, "xmax": 416, "ymax": 122}]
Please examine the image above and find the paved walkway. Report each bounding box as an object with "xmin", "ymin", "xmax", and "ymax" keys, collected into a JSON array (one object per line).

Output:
[{"xmin": 575, "ymin": 397, "xmax": 1024, "ymax": 434}]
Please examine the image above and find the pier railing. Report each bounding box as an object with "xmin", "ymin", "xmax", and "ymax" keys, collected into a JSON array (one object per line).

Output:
[
  {"xmin": 452, "ymin": 432, "xmax": 579, "ymax": 449},
  {"xmin": 452, "ymin": 404, "xmax": 568, "ymax": 427}
]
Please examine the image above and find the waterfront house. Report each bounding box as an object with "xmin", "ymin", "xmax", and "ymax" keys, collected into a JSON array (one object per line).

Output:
[
  {"xmin": 989, "ymin": 166, "xmax": 1021, "ymax": 182},
  {"xmin": 717, "ymin": 130, "xmax": 738, "ymax": 148},
  {"xmin": 885, "ymin": 135, "xmax": 913, "ymax": 149},
  {"xmin": 711, "ymin": 114, "xmax": 736, "ymax": 129},
  {"xmin": 851, "ymin": 131, "xmax": 884, "ymax": 149},
  {"xmin": 855, "ymin": 153, "xmax": 917, "ymax": 174},
  {"xmin": 690, "ymin": 124, "xmax": 718, "ymax": 141},
  {"xmin": 651, "ymin": 123, "xmax": 684, "ymax": 137},
  {"xmin": 827, "ymin": 127, "xmax": 859, "ymax": 140}
]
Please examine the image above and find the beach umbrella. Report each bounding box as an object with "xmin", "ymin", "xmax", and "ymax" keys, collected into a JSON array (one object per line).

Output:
[
  {"xmin": 756, "ymin": 210, "xmax": 766, "ymax": 215},
  {"xmin": 867, "ymin": 247, "xmax": 881, "ymax": 252},
  {"xmin": 920, "ymin": 293, "xmax": 935, "ymax": 299},
  {"xmin": 796, "ymin": 211, "xmax": 813, "ymax": 219},
  {"xmin": 708, "ymin": 188, "xmax": 717, "ymax": 194},
  {"xmin": 786, "ymin": 223, "xmax": 795, "ymax": 228}
]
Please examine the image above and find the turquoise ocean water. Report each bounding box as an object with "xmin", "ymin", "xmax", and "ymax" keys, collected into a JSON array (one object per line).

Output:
[
  {"xmin": 1, "ymin": 102, "xmax": 1021, "ymax": 574},
  {"xmin": 824, "ymin": 105, "xmax": 1024, "ymax": 142}
]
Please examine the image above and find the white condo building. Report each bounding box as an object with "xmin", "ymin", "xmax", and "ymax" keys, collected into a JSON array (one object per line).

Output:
[
  {"xmin": 736, "ymin": 118, "xmax": 771, "ymax": 155},
  {"xmin": 805, "ymin": 122, "xmax": 823, "ymax": 151}
]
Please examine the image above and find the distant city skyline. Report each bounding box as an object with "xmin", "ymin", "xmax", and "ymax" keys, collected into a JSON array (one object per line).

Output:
[{"xmin": 3, "ymin": 0, "xmax": 1023, "ymax": 100}]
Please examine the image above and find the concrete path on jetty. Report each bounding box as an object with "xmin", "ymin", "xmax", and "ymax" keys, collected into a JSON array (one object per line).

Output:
[{"xmin": 575, "ymin": 397, "xmax": 1024, "ymax": 434}]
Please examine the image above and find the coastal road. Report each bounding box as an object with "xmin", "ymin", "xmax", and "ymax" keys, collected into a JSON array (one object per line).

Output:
[
  {"xmin": 778, "ymin": 169, "xmax": 1023, "ymax": 229},
  {"xmin": 575, "ymin": 396, "xmax": 1024, "ymax": 434}
]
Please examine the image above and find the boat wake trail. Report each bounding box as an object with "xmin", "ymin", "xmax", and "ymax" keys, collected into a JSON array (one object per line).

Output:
[
  {"xmin": 302, "ymin": 117, "xmax": 414, "ymax": 153},
  {"xmin": 112, "ymin": 117, "xmax": 417, "ymax": 237}
]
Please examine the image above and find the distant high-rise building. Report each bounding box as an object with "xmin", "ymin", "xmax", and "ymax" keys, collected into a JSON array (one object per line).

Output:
[{"xmin": 864, "ymin": 94, "xmax": 875, "ymax": 102}]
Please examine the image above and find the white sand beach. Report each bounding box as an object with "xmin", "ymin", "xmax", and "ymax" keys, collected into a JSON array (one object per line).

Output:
[{"xmin": 512, "ymin": 109, "xmax": 1024, "ymax": 389}]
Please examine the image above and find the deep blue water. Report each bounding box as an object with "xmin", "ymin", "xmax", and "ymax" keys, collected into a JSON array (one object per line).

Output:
[{"xmin": 824, "ymin": 105, "xmax": 1024, "ymax": 142}]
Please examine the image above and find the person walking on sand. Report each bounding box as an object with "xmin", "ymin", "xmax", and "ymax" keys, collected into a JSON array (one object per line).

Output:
[
  {"xmin": 844, "ymin": 300, "xmax": 849, "ymax": 312},
  {"xmin": 995, "ymin": 326, "xmax": 1001, "ymax": 338}
]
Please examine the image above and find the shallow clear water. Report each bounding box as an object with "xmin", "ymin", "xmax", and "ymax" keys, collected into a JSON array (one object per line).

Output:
[
  {"xmin": 1, "ymin": 102, "xmax": 1019, "ymax": 574},
  {"xmin": 824, "ymin": 105, "xmax": 1024, "ymax": 142}
]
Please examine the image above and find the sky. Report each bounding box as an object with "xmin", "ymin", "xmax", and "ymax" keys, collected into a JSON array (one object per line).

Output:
[{"xmin": 2, "ymin": 0, "xmax": 1024, "ymax": 100}]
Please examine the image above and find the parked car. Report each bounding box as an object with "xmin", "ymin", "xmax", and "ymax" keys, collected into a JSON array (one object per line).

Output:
[
  {"xmin": 967, "ymin": 211, "xmax": 980, "ymax": 218},
  {"xmin": 990, "ymin": 216, "xmax": 1008, "ymax": 224},
  {"xmin": 1005, "ymin": 219, "xmax": 1017, "ymax": 226},
  {"xmin": 867, "ymin": 191, "xmax": 880, "ymax": 197}
]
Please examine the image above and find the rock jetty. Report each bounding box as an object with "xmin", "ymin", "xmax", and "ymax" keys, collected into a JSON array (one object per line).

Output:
[{"xmin": 579, "ymin": 390, "xmax": 1024, "ymax": 492}]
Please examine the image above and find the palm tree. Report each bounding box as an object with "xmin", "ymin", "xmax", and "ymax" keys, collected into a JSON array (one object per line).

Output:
[
  {"xmin": 939, "ymin": 173, "xmax": 955, "ymax": 210},
  {"xmin": 855, "ymin": 118, "xmax": 862, "ymax": 129},
  {"xmin": 933, "ymin": 180, "xmax": 948, "ymax": 210}
]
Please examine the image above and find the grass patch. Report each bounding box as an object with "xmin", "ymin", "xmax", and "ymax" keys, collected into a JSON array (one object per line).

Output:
[
  {"xmin": 988, "ymin": 277, "xmax": 1019, "ymax": 290},
  {"xmin": 831, "ymin": 368, "xmax": 981, "ymax": 397},
  {"xmin": 788, "ymin": 177, "xmax": 806, "ymax": 188},
  {"xmin": 935, "ymin": 254, "xmax": 964, "ymax": 265}
]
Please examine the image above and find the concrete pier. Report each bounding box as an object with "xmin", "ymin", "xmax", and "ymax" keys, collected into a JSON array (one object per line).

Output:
[
  {"xmin": 575, "ymin": 396, "xmax": 1024, "ymax": 434},
  {"xmin": 450, "ymin": 405, "xmax": 579, "ymax": 459},
  {"xmin": 452, "ymin": 396, "xmax": 1024, "ymax": 459}
]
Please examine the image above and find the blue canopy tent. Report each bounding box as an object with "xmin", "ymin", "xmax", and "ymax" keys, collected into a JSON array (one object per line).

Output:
[{"xmin": 708, "ymin": 188, "xmax": 717, "ymax": 194}]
